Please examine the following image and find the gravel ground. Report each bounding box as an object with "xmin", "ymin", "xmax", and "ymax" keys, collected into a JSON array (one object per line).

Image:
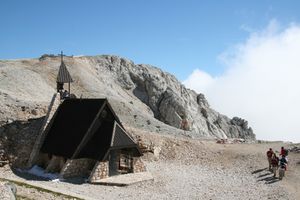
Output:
[{"xmin": 0, "ymin": 135, "xmax": 299, "ymax": 200}]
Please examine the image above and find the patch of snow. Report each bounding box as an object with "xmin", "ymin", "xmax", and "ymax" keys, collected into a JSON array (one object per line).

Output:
[
  {"xmin": 51, "ymin": 178, "xmax": 61, "ymax": 182},
  {"xmin": 26, "ymin": 165, "xmax": 60, "ymax": 180}
]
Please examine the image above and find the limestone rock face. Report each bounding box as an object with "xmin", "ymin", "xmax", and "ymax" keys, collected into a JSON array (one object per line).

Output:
[
  {"xmin": 0, "ymin": 55, "xmax": 255, "ymax": 140},
  {"xmin": 97, "ymin": 55, "xmax": 255, "ymax": 139}
]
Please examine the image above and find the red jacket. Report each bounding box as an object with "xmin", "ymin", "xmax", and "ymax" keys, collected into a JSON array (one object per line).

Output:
[{"xmin": 280, "ymin": 148, "xmax": 287, "ymax": 156}]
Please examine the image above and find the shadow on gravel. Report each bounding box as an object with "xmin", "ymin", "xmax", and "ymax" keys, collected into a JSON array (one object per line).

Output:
[
  {"xmin": 257, "ymin": 172, "xmax": 272, "ymax": 178},
  {"xmin": 252, "ymin": 168, "xmax": 281, "ymax": 184},
  {"xmin": 265, "ymin": 178, "xmax": 280, "ymax": 184},
  {"xmin": 258, "ymin": 175, "xmax": 280, "ymax": 184},
  {"xmin": 252, "ymin": 168, "xmax": 268, "ymax": 174}
]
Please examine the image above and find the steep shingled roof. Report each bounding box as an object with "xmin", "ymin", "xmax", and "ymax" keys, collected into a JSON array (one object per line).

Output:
[
  {"xmin": 40, "ymin": 98, "xmax": 141, "ymax": 161},
  {"xmin": 56, "ymin": 61, "xmax": 73, "ymax": 83},
  {"xmin": 111, "ymin": 123, "xmax": 137, "ymax": 148}
]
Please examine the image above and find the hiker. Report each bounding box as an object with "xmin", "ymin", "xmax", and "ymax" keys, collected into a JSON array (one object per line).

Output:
[
  {"xmin": 271, "ymin": 153, "xmax": 279, "ymax": 177},
  {"xmin": 266, "ymin": 148, "xmax": 274, "ymax": 170},
  {"xmin": 278, "ymin": 155, "xmax": 288, "ymax": 179}
]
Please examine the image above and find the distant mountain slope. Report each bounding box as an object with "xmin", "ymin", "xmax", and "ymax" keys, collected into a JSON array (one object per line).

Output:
[{"xmin": 0, "ymin": 55, "xmax": 255, "ymax": 140}]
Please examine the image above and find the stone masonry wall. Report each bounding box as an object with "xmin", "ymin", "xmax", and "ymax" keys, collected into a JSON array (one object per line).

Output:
[
  {"xmin": 45, "ymin": 155, "xmax": 65, "ymax": 173},
  {"xmin": 89, "ymin": 161, "xmax": 109, "ymax": 182},
  {"xmin": 60, "ymin": 158, "xmax": 96, "ymax": 179},
  {"xmin": 132, "ymin": 157, "xmax": 146, "ymax": 173}
]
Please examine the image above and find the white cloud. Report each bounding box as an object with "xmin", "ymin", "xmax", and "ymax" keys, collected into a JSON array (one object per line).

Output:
[
  {"xmin": 183, "ymin": 21, "xmax": 300, "ymax": 143},
  {"xmin": 183, "ymin": 69, "xmax": 214, "ymax": 93}
]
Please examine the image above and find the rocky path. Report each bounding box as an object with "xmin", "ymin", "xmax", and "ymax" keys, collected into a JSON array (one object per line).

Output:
[{"xmin": 0, "ymin": 137, "xmax": 299, "ymax": 200}]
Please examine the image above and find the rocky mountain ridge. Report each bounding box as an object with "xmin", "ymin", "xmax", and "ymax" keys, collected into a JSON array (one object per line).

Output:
[{"xmin": 0, "ymin": 54, "xmax": 255, "ymax": 140}]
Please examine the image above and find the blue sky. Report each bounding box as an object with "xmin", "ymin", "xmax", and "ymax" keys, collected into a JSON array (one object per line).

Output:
[{"xmin": 1, "ymin": 0, "xmax": 300, "ymax": 81}]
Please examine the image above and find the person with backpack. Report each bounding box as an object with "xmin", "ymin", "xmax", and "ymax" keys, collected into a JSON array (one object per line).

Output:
[
  {"xmin": 271, "ymin": 153, "xmax": 279, "ymax": 177},
  {"xmin": 266, "ymin": 148, "xmax": 274, "ymax": 170},
  {"xmin": 279, "ymin": 155, "xmax": 288, "ymax": 179}
]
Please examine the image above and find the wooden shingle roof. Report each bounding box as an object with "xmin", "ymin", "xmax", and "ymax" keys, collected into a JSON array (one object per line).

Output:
[
  {"xmin": 40, "ymin": 99, "xmax": 142, "ymax": 161},
  {"xmin": 111, "ymin": 122, "xmax": 137, "ymax": 148},
  {"xmin": 57, "ymin": 61, "xmax": 73, "ymax": 83}
]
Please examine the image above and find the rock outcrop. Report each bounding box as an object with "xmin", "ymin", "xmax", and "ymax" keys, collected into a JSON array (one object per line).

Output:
[
  {"xmin": 88, "ymin": 55, "xmax": 255, "ymax": 139},
  {"xmin": 0, "ymin": 182, "xmax": 17, "ymax": 200},
  {"xmin": 0, "ymin": 55, "xmax": 255, "ymax": 141}
]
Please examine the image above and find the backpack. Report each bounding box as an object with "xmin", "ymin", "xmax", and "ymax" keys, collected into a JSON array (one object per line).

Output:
[
  {"xmin": 280, "ymin": 157, "xmax": 287, "ymax": 166},
  {"xmin": 284, "ymin": 149, "xmax": 289, "ymax": 156}
]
